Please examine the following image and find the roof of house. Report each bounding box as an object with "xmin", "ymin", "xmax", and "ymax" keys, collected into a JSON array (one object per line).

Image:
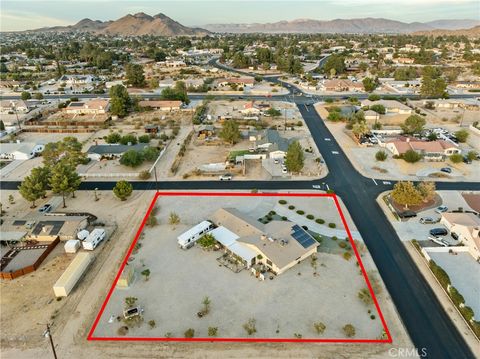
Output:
[
  {"xmin": 87, "ymin": 143, "xmax": 148, "ymax": 155},
  {"xmin": 211, "ymin": 208, "xmax": 264, "ymax": 237},
  {"xmin": 66, "ymin": 99, "xmax": 109, "ymax": 111},
  {"xmin": 257, "ymin": 129, "xmax": 292, "ymax": 153},
  {"xmin": 442, "ymin": 213, "xmax": 480, "ymax": 229},
  {"xmin": 324, "ymin": 79, "xmax": 364, "ymax": 89},
  {"xmin": 0, "ymin": 142, "xmax": 39, "ymax": 155},
  {"xmin": 361, "ymin": 99, "xmax": 411, "ymax": 111},
  {"xmin": 387, "ymin": 137, "xmax": 457, "ymax": 154}
]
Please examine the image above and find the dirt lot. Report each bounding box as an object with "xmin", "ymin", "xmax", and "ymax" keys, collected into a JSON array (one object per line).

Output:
[{"xmin": 1, "ymin": 190, "xmax": 416, "ymax": 359}]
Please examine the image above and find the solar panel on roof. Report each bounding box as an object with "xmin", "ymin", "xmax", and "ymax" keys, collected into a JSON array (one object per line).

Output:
[{"xmin": 291, "ymin": 225, "xmax": 316, "ymax": 248}]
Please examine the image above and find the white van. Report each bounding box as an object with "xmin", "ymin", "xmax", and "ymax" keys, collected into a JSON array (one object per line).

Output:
[{"xmin": 82, "ymin": 228, "xmax": 106, "ymax": 250}]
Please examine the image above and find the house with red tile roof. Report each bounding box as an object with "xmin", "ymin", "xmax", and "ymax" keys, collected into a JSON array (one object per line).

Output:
[{"xmin": 385, "ymin": 137, "xmax": 461, "ymax": 161}]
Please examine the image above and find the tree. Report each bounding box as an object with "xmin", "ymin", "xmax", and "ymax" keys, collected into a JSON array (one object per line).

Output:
[
  {"xmin": 149, "ymin": 77, "xmax": 159, "ymax": 89},
  {"xmin": 285, "ymin": 141, "xmax": 304, "ymax": 173},
  {"xmin": 454, "ymin": 129, "xmax": 469, "ymax": 143},
  {"xmin": 119, "ymin": 134, "xmax": 138, "ymax": 145},
  {"xmin": 169, "ymin": 211, "xmax": 180, "ymax": 228},
  {"xmin": 391, "ymin": 181, "xmax": 422, "ymax": 209},
  {"xmin": 466, "ymin": 150, "xmax": 478, "ymax": 161},
  {"xmin": 0, "ymin": 120, "xmax": 5, "ymax": 131},
  {"xmin": 370, "ymin": 104, "xmax": 386, "ymax": 114},
  {"xmin": 113, "ymin": 180, "xmax": 133, "ymax": 201},
  {"xmin": 375, "ymin": 150, "xmax": 388, "ymax": 161},
  {"xmin": 219, "ymin": 120, "xmax": 241, "ymax": 145},
  {"xmin": 401, "ymin": 115, "xmax": 426, "ymax": 135},
  {"xmin": 265, "ymin": 108, "xmax": 281, "ymax": 118},
  {"xmin": 141, "ymin": 269, "xmax": 151, "ymax": 281},
  {"xmin": 106, "ymin": 132, "xmax": 121, "ymax": 144},
  {"xmin": 21, "ymin": 91, "xmax": 31, "ymax": 100},
  {"xmin": 362, "ymin": 77, "xmax": 377, "ymax": 92},
  {"xmin": 120, "ymin": 150, "xmax": 144, "ymax": 167},
  {"xmin": 42, "ymin": 136, "xmax": 87, "ymax": 167},
  {"xmin": 420, "ymin": 66, "xmax": 447, "ymax": 98},
  {"xmin": 30, "ymin": 166, "xmax": 51, "ymax": 196},
  {"xmin": 352, "ymin": 121, "xmax": 369, "ymax": 139},
  {"xmin": 109, "ymin": 85, "xmax": 130, "ymax": 117},
  {"xmin": 34, "ymin": 92, "xmax": 44, "ymax": 100},
  {"xmin": 138, "ymin": 135, "xmax": 150, "ymax": 143},
  {"xmin": 18, "ymin": 172, "xmax": 46, "ymax": 207},
  {"xmin": 403, "ymin": 149, "xmax": 422, "ymax": 163},
  {"xmin": 449, "ymin": 153, "xmax": 463, "ymax": 163},
  {"xmin": 143, "ymin": 146, "xmax": 160, "ymax": 161},
  {"xmin": 417, "ymin": 181, "xmax": 436, "ymax": 202},
  {"xmin": 49, "ymin": 163, "xmax": 81, "ymax": 208},
  {"xmin": 197, "ymin": 233, "xmax": 216, "ymax": 249},
  {"xmin": 126, "ymin": 63, "xmax": 145, "ymax": 87},
  {"xmin": 323, "ymin": 54, "xmax": 346, "ymax": 76}
]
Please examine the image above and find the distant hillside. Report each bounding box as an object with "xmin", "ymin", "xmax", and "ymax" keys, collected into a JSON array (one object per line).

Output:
[
  {"xmin": 204, "ymin": 17, "xmax": 480, "ymax": 34},
  {"xmin": 26, "ymin": 12, "xmax": 209, "ymax": 37},
  {"xmin": 413, "ymin": 25, "xmax": 480, "ymax": 37}
]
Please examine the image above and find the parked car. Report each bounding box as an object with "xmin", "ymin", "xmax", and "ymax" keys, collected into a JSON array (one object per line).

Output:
[
  {"xmin": 282, "ymin": 165, "xmax": 288, "ymax": 174},
  {"xmin": 399, "ymin": 210, "xmax": 417, "ymax": 218},
  {"xmin": 38, "ymin": 204, "xmax": 52, "ymax": 213},
  {"xmin": 429, "ymin": 228, "xmax": 448, "ymax": 237},
  {"xmin": 440, "ymin": 167, "xmax": 452, "ymax": 174},
  {"xmin": 428, "ymin": 237, "xmax": 449, "ymax": 247},
  {"xmin": 463, "ymin": 156, "xmax": 472, "ymax": 164},
  {"xmin": 419, "ymin": 217, "xmax": 437, "ymax": 224},
  {"xmin": 451, "ymin": 232, "xmax": 459, "ymax": 241},
  {"xmin": 219, "ymin": 174, "xmax": 232, "ymax": 181},
  {"xmin": 435, "ymin": 206, "xmax": 448, "ymax": 214},
  {"xmin": 274, "ymin": 159, "xmax": 280, "ymax": 164}
]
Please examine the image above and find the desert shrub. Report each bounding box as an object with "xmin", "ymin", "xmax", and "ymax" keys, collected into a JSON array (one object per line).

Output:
[
  {"xmin": 403, "ymin": 150, "xmax": 422, "ymax": 163},
  {"xmin": 296, "ymin": 210, "xmax": 305, "ymax": 215},
  {"xmin": 328, "ymin": 223, "xmax": 336, "ymax": 228},
  {"xmin": 138, "ymin": 170, "xmax": 151, "ymax": 180},
  {"xmin": 343, "ymin": 252, "xmax": 352, "ymax": 260},
  {"xmin": 306, "ymin": 214, "xmax": 314, "ymax": 220},
  {"xmin": 243, "ymin": 318, "xmax": 257, "ymax": 335},
  {"xmin": 375, "ymin": 150, "xmax": 388, "ymax": 161},
  {"xmin": 313, "ymin": 322, "xmax": 326, "ymax": 334},
  {"xmin": 343, "ymin": 324, "xmax": 356, "ymax": 337},
  {"xmin": 184, "ymin": 328, "xmax": 195, "ymax": 338},
  {"xmin": 208, "ymin": 327, "xmax": 218, "ymax": 337},
  {"xmin": 315, "ymin": 218, "xmax": 325, "ymax": 224},
  {"xmin": 449, "ymin": 153, "xmax": 463, "ymax": 163},
  {"xmin": 279, "ymin": 200, "xmax": 287, "ymax": 205},
  {"xmin": 288, "ymin": 205, "xmax": 295, "ymax": 210}
]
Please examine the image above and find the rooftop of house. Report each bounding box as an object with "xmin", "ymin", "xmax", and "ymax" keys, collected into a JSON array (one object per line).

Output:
[
  {"xmin": 442, "ymin": 212, "xmax": 480, "ymax": 229},
  {"xmin": 388, "ymin": 137, "xmax": 457, "ymax": 153},
  {"xmin": 66, "ymin": 99, "xmax": 109, "ymax": 111},
  {"xmin": 361, "ymin": 99, "xmax": 411, "ymax": 110}
]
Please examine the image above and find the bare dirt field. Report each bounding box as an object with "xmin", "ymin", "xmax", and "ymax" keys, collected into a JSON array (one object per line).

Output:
[{"xmin": 1, "ymin": 190, "xmax": 416, "ymax": 359}]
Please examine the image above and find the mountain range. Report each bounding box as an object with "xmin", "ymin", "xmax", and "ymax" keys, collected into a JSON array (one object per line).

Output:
[
  {"xmin": 203, "ymin": 18, "xmax": 480, "ymax": 34},
  {"xmin": 22, "ymin": 13, "xmax": 479, "ymax": 36},
  {"xmin": 27, "ymin": 13, "xmax": 209, "ymax": 37}
]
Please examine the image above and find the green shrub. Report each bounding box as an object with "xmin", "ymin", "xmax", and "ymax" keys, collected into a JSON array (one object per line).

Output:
[
  {"xmin": 328, "ymin": 223, "xmax": 336, "ymax": 228},
  {"xmin": 342, "ymin": 324, "xmax": 356, "ymax": 337},
  {"xmin": 315, "ymin": 218, "xmax": 325, "ymax": 224},
  {"xmin": 459, "ymin": 306, "xmax": 474, "ymax": 322},
  {"xmin": 449, "ymin": 287, "xmax": 465, "ymax": 307},
  {"xmin": 296, "ymin": 210, "xmax": 305, "ymax": 215},
  {"xmin": 339, "ymin": 242, "xmax": 347, "ymax": 248},
  {"xmin": 403, "ymin": 150, "xmax": 422, "ymax": 163},
  {"xmin": 279, "ymin": 200, "xmax": 287, "ymax": 205},
  {"xmin": 138, "ymin": 135, "xmax": 150, "ymax": 143},
  {"xmin": 306, "ymin": 214, "xmax": 314, "ymax": 220},
  {"xmin": 343, "ymin": 252, "xmax": 352, "ymax": 260},
  {"xmin": 454, "ymin": 129, "xmax": 469, "ymax": 143},
  {"xmin": 375, "ymin": 150, "xmax": 388, "ymax": 161},
  {"xmin": 281, "ymin": 216, "xmax": 288, "ymax": 221},
  {"xmin": 449, "ymin": 153, "xmax": 463, "ymax": 163},
  {"xmin": 288, "ymin": 205, "xmax": 295, "ymax": 210},
  {"xmin": 184, "ymin": 328, "xmax": 195, "ymax": 338},
  {"xmin": 429, "ymin": 260, "xmax": 450, "ymax": 290}
]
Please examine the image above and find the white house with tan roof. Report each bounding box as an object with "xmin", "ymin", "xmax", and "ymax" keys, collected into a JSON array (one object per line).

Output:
[
  {"xmin": 65, "ymin": 99, "xmax": 110, "ymax": 115},
  {"xmin": 385, "ymin": 137, "xmax": 461, "ymax": 161},
  {"xmin": 210, "ymin": 208, "xmax": 319, "ymax": 275},
  {"xmin": 441, "ymin": 213, "xmax": 480, "ymax": 261},
  {"xmin": 361, "ymin": 99, "xmax": 412, "ymax": 114}
]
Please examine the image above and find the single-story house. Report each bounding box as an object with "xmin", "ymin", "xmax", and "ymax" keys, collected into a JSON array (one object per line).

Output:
[
  {"xmin": 86, "ymin": 144, "xmax": 148, "ymax": 161},
  {"xmin": 385, "ymin": 137, "xmax": 461, "ymax": 160},
  {"xmin": 58, "ymin": 74, "xmax": 96, "ymax": 85},
  {"xmin": 319, "ymin": 79, "xmax": 364, "ymax": 92},
  {"xmin": 253, "ymin": 129, "xmax": 292, "ymax": 159},
  {"xmin": 392, "ymin": 57, "xmax": 415, "ymax": 64},
  {"xmin": 217, "ymin": 77, "xmax": 255, "ymax": 88},
  {"xmin": 65, "ymin": 99, "xmax": 110, "ymax": 115},
  {"xmin": 361, "ymin": 99, "xmax": 412, "ymax": 115},
  {"xmin": 240, "ymin": 101, "xmax": 262, "ymax": 115},
  {"xmin": 137, "ymin": 100, "xmax": 182, "ymax": 111},
  {"xmin": 0, "ymin": 100, "xmax": 30, "ymax": 114},
  {"xmin": 210, "ymin": 208, "xmax": 319, "ymax": 275},
  {"xmin": 197, "ymin": 125, "xmax": 216, "ymax": 139},
  {"xmin": 441, "ymin": 213, "xmax": 480, "ymax": 261},
  {"xmin": 0, "ymin": 142, "xmax": 44, "ymax": 160}
]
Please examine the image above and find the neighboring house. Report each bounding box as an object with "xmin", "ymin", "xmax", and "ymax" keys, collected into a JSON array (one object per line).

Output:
[
  {"xmin": 65, "ymin": 99, "xmax": 110, "ymax": 115},
  {"xmin": 441, "ymin": 213, "xmax": 480, "ymax": 261},
  {"xmin": 319, "ymin": 79, "xmax": 364, "ymax": 92},
  {"xmin": 105, "ymin": 80, "xmax": 125, "ymax": 89},
  {"xmin": 385, "ymin": 137, "xmax": 461, "ymax": 160},
  {"xmin": 137, "ymin": 100, "xmax": 182, "ymax": 111},
  {"xmin": 252, "ymin": 129, "xmax": 292, "ymax": 159},
  {"xmin": 0, "ymin": 100, "xmax": 29, "ymax": 114},
  {"xmin": 364, "ymin": 110, "xmax": 380, "ymax": 121},
  {"xmin": 217, "ymin": 77, "xmax": 255, "ymax": 88},
  {"xmin": 379, "ymin": 78, "xmax": 421, "ymax": 94},
  {"xmin": 59, "ymin": 74, "xmax": 96, "ymax": 86},
  {"xmin": 197, "ymin": 125, "xmax": 216, "ymax": 139},
  {"xmin": 210, "ymin": 208, "xmax": 319, "ymax": 275},
  {"xmin": 86, "ymin": 144, "xmax": 148, "ymax": 161},
  {"xmin": 240, "ymin": 101, "xmax": 262, "ymax": 115},
  {"xmin": 392, "ymin": 57, "xmax": 415, "ymax": 64},
  {"xmin": 0, "ymin": 143, "xmax": 44, "ymax": 160},
  {"xmin": 361, "ymin": 99, "xmax": 412, "ymax": 115},
  {"xmin": 451, "ymin": 81, "xmax": 480, "ymax": 90}
]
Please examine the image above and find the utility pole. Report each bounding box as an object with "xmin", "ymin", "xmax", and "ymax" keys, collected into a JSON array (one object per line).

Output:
[{"xmin": 40, "ymin": 323, "xmax": 58, "ymax": 359}]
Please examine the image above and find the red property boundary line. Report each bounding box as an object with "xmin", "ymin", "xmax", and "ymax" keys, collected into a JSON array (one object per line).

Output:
[{"xmin": 87, "ymin": 191, "xmax": 393, "ymax": 344}]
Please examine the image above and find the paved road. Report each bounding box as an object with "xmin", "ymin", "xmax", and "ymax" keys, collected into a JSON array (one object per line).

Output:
[{"xmin": 1, "ymin": 62, "xmax": 478, "ymax": 358}]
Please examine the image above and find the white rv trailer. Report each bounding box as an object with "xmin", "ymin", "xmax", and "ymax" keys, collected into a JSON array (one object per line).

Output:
[
  {"xmin": 82, "ymin": 228, "xmax": 106, "ymax": 250},
  {"xmin": 177, "ymin": 220, "xmax": 214, "ymax": 249}
]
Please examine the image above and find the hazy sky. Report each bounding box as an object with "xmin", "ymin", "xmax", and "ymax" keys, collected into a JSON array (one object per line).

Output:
[{"xmin": 1, "ymin": 0, "xmax": 478, "ymax": 31}]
